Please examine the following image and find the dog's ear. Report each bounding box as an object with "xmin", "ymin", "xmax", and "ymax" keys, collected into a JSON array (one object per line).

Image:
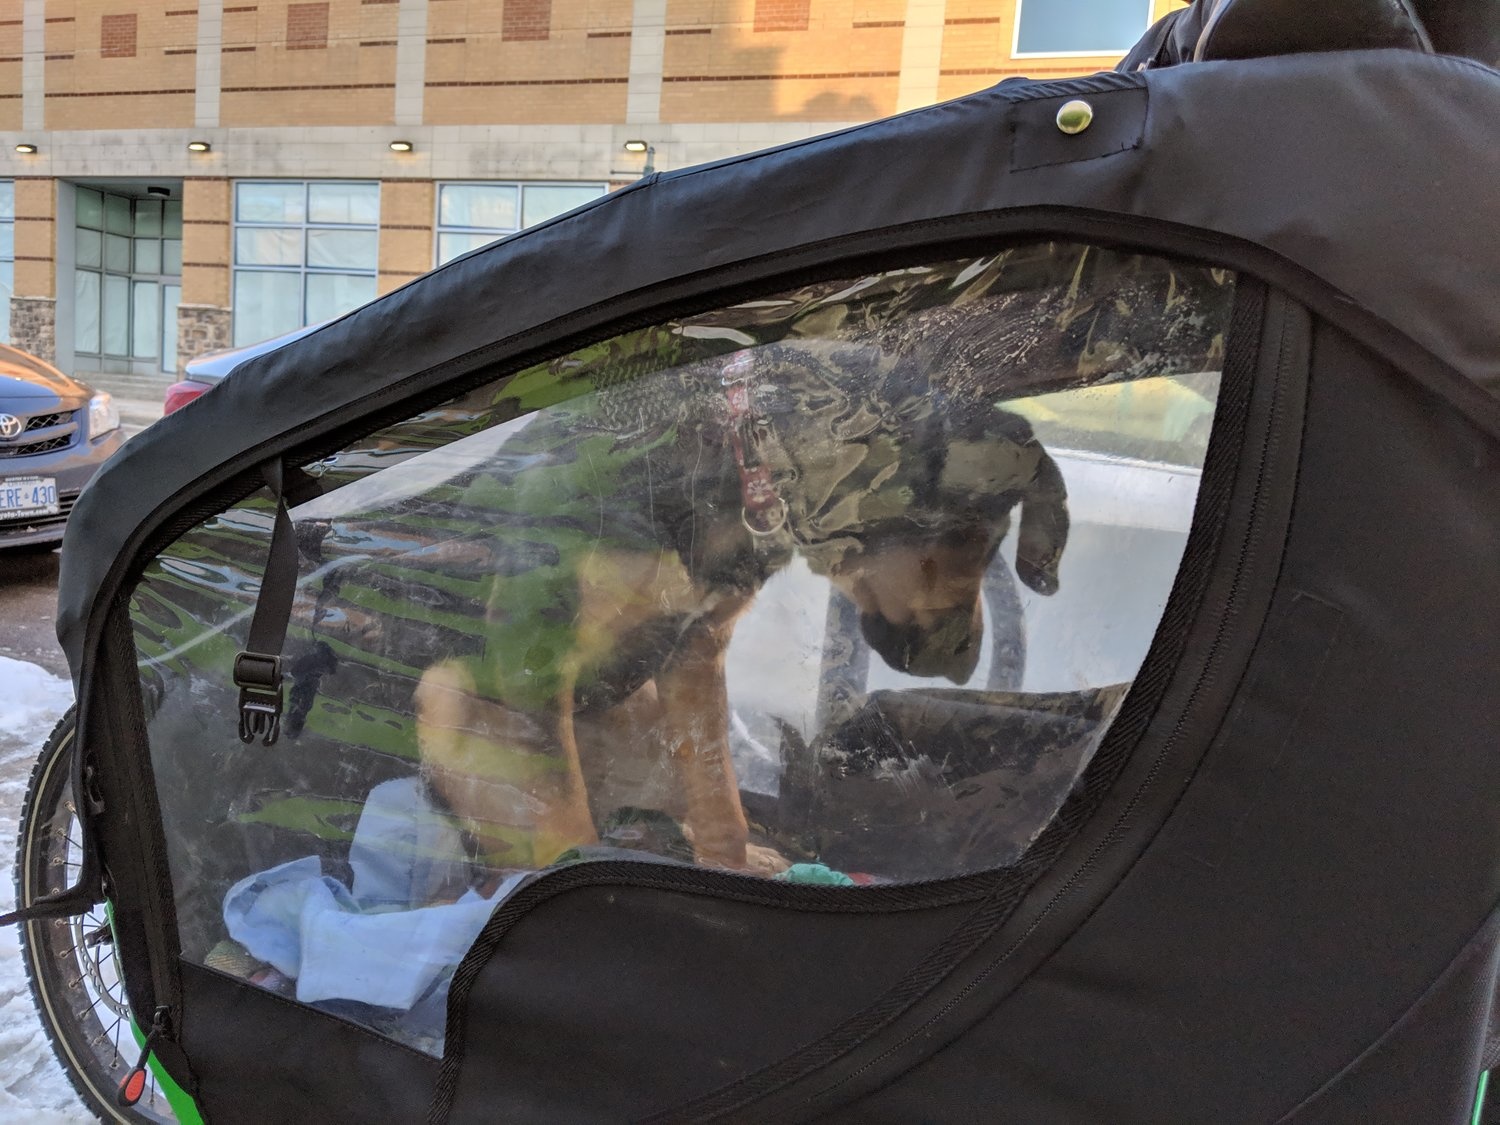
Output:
[
  {"xmin": 1015, "ymin": 442, "xmax": 1068, "ymax": 596},
  {"xmin": 938, "ymin": 405, "xmax": 1069, "ymax": 596}
]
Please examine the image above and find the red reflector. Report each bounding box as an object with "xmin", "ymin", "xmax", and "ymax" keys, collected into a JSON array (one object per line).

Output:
[
  {"xmin": 120, "ymin": 1067, "xmax": 147, "ymax": 1106},
  {"xmin": 163, "ymin": 381, "xmax": 209, "ymax": 415}
]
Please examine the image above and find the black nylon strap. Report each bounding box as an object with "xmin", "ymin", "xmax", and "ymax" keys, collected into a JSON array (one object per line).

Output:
[
  {"xmin": 8, "ymin": 461, "xmax": 309, "ymax": 924},
  {"xmin": 234, "ymin": 460, "xmax": 300, "ymax": 746}
]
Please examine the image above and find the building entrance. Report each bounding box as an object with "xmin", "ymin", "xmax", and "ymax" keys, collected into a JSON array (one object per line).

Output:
[{"xmin": 67, "ymin": 182, "xmax": 183, "ymax": 381}]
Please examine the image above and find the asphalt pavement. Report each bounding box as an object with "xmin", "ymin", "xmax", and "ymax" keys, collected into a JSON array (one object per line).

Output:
[{"xmin": 0, "ymin": 548, "xmax": 65, "ymax": 678}]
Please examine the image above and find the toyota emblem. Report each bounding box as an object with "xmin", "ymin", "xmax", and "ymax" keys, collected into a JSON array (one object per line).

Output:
[{"xmin": 0, "ymin": 413, "xmax": 22, "ymax": 440}]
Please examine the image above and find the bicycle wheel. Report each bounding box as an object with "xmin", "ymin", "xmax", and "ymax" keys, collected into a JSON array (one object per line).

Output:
[{"xmin": 14, "ymin": 709, "xmax": 178, "ymax": 1123}]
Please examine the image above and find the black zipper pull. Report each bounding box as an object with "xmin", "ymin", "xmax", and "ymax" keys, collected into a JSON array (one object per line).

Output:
[{"xmin": 118, "ymin": 1005, "xmax": 170, "ymax": 1108}]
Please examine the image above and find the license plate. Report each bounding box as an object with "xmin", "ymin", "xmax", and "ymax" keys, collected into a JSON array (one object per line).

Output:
[{"xmin": 0, "ymin": 476, "xmax": 59, "ymax": 520}]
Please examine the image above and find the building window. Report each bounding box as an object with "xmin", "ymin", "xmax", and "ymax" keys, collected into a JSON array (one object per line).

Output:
[
  {"xmin": 233, "ymin": 181, "xmax": 379, "ymax": 347},
  {"xmin": 74, "ymin": 187, "xmax": 184, "ymax": 370},
  {"xmin": 1013, "ymin": 0, "xmax": 1155, "ymax": 56},
  {"xmin": 0, "ymin": 181, "xmax": 12, "ymax": 345},
  {"xmin": 435, "ymin": 182, "xmax": 607, "ymax": 266}
]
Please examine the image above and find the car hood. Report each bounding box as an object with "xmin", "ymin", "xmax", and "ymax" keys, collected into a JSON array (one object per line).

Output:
[{"xmin": 0, "ymin": 355, "xmax": 91, "ymax": 402}]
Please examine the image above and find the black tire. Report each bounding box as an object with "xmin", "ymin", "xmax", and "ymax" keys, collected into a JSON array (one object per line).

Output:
[{"xmin": 15, "ymin": 708, "xmax": 178, "ymax": 1123}]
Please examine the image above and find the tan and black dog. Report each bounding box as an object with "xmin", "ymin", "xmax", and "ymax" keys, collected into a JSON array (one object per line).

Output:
[{"xmin": 414, "ymin": 339, "xmax": 1069, "ymax": 876}]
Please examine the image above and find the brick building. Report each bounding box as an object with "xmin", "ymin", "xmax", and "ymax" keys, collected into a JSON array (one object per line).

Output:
[{"xmin": 0, "ymin": 0, "xmax": 1180, "ymax": 394}]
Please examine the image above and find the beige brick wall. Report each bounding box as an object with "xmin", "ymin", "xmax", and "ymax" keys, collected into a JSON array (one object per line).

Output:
[
  {"xmin": 423, "ymin": 0, "xmax": 631, "ymax": 125},
  {"xmin": 44, "ymin": 0, "xmax": 198, "ymax": 129},
  {"xmin": 0, "ymin": 2, "xmax": 1196, "ymax": 360},
  {"xmin": 220, "ymin": 0, "xmax": 398, "ymax": 127},
  {"xmin": 377, "ymin": 178, "xmax": 433, "ymax": 293},
  {"xmin": 380, "ymin": 177, "xmax": 431, "ymax": 226},
  {"xmin": 936, "ymin": 0, "xmax": 1015, "ymax": 100},
  {"xmin": 6, "ymin": 0, "xmax": 1187, "ymax": 141},
  {"xmin": 0, "ymin": 0, "xmax": 22, "ymax": 130},
  {"xmin": 13, "ymin": 178, "xmax": 56, "ymax": 298},
  {"xmin": 181, "ymin": 176, "xmax": 232, "ymax": 309},
  {"xmin": 661, "ymin": 0, "xmax": 902, "ymax": 122}
]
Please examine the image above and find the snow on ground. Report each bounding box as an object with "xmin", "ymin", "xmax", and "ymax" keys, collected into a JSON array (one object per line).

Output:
[{"xmin": 0, "ymin": 656, "xmax": 95, "ymax": 1123}]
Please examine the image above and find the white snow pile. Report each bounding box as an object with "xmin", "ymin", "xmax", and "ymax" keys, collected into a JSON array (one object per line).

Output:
[{"xmin": 0, "ymin": 655, "xmax": 93, "ymax": 1123}]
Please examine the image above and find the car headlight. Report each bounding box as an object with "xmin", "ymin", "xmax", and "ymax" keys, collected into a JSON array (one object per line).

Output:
[{"xmin": 88, "ymin": 392, "xmax": 120, "ymax": 438}]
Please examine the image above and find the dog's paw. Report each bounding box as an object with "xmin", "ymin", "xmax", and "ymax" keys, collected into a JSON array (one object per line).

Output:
[{"xmin": 743, "ymin": 843, "xmax": 791, "ymax": 877}]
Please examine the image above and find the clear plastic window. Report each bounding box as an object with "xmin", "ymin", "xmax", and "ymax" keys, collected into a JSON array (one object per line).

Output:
[{"xmin": 131, "ymin": 242, "xmax": 1235, "ymax": 1052}]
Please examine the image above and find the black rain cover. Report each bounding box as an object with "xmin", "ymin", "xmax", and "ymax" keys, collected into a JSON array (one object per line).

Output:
[{"xmin": 50, "ymin": 41, "xmax": 1500, "ymax": 1125}]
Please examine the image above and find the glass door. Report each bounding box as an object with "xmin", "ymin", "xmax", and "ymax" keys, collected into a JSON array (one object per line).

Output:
[
  {"xmin": 73, "ymin": 187, "xmax": 184, "ymax": 374},
  {"xmin": 162, "ymin": 283, "xmax": 181, "ymax": 375}
]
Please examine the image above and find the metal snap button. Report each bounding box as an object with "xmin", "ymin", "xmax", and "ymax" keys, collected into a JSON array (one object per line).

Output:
[{"xmin": 1055, "ymin": 99, "xmax": 1094, "ymax": 135}]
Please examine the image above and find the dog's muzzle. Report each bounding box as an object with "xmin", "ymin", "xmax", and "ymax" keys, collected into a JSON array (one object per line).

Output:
[{"xmin": 860, "ymin": 604, "xmax": 983, "ymax": 684}]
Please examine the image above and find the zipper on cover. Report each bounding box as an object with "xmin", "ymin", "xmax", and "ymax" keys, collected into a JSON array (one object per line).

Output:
[
  {"xmin": 117, "ymin": 1005, "xmax": 170, "ymax": 1108},
  {"xmin": 843, "ymin": 285, "xmax": 1300, "ymax": 1080},
  {"xmin": 105, "ymin": 605, "xmax": 184, "ymax": 1026},
  {"xmin": 1039, "ymin": 289, "xmax": 1297, "ymax": 919}
]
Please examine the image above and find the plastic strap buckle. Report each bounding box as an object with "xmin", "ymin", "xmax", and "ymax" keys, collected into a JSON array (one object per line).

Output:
[{"xmin": 234, "ymin": 651, "xmax": 283, "ymax": 746}]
